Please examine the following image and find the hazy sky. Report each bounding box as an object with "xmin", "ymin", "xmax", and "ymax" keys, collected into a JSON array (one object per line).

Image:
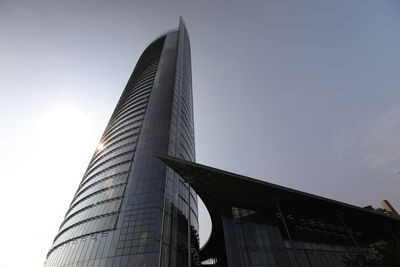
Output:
[{"xmin": 1, "ymin": 1, "xmax": 400, "ymax": 266}]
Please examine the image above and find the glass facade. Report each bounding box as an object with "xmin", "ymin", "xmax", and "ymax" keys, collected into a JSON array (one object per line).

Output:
[
  {"xmin": 157, "ymin": 155, "xmax": 400, "ymax": 267},
  {"xmin": 223, "ymin": 208, "xmax": 359, "ymax": 267},
  {"xmin": 44, "ymin": 19, "xmax": 198, "ymax": 267}
]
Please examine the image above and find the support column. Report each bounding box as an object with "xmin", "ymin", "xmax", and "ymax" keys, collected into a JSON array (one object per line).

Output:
[
  {"xmin": 338, "ymin": 213, "xmax": 359, "ymax": 248},
  {"xmin": 275, "ymin": 199, "xmax": 306, "ymax": 266},
  {"xmin": 186, "ymin": 178, "xmax": 193, "ymax": 267},
  {"xmin": 275, "ymin": 198, "xmax": 293, "ymax": 242},
  {"xmin": 158, "ymin": 184, "xmax": 167, "ymax": 267}
]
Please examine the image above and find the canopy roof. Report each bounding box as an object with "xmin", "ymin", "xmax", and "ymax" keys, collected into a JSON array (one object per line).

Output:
[{"xmin": 156, "ymin": 154, "xmax": 400, "ymax": 261}]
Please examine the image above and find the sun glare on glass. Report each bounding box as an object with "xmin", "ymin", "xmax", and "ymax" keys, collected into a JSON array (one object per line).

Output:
[{"xmin": 97, "ymin": 143, "xmax": 105, "ymax": 150}]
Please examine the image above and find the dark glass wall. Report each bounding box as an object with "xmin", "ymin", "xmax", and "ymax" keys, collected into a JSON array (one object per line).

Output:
[
  {"xmin": 221, "ymin": 207, "xmax": 367, "ymax": 267},
  {"xmin": 155, "ymin": 154, "xmax": 400, "ymax": 267},
  {"xmin": 44, "ymin": 20, "xmax": 198, "ymax": 267}
]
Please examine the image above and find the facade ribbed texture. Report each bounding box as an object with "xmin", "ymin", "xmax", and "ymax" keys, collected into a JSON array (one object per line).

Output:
[{"xmin": 44, "ymin": 19, "xmax": 198, "ymax": 267}]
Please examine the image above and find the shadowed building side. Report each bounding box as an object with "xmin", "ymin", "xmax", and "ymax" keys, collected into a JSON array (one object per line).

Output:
[
  {"xmin": 44, "ymin": 19, "xmax": 198, "ymax": 267},
  {"xmin": 157, "ymin": 154, "xmax": 400, "ymax": 267}
]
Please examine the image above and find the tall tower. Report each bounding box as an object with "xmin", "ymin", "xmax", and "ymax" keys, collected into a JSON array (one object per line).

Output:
[{"xmin": 44, "ymin": 19, "xmax": 198, "ymax": 267}]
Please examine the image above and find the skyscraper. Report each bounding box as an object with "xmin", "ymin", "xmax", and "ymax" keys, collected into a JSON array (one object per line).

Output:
[{"xmin": 44, "ymin": 19, "xmax": 199, "ymax": 267}]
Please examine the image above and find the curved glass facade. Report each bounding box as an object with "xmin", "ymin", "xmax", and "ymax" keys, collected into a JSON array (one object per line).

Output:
[{"xmin": 44, "ymin": 19, "xmax": 198, "ymax": 267}]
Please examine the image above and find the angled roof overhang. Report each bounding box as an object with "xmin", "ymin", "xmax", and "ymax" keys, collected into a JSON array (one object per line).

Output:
[{"xmin": 156, "ymin": 154, "xmax": 400, "ymax": 261}]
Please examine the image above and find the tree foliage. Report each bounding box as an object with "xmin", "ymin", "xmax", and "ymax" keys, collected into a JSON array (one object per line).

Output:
[{"xmin": 342, "ymin": 240, "xmax": 400, "ymax": 267}]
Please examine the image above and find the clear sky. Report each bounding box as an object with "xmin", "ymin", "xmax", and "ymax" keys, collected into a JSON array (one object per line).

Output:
[{"xmin": 1, "ymin": 1, "xmax": 400, "ymax": 266}]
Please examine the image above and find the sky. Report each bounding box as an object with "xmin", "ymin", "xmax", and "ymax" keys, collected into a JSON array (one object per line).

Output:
[{"xmin": 1, "ymin": 0, "xmax": 400, "ymax": 266}]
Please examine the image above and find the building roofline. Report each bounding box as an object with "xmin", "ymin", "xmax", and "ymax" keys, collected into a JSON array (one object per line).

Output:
[
  {"xmin": 156, "ymin": 153, "xmax": 400, "ymax": 260},
  {"xmin": 155, "ymin": 153, "xmax": 400, "ymax": 222}
]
